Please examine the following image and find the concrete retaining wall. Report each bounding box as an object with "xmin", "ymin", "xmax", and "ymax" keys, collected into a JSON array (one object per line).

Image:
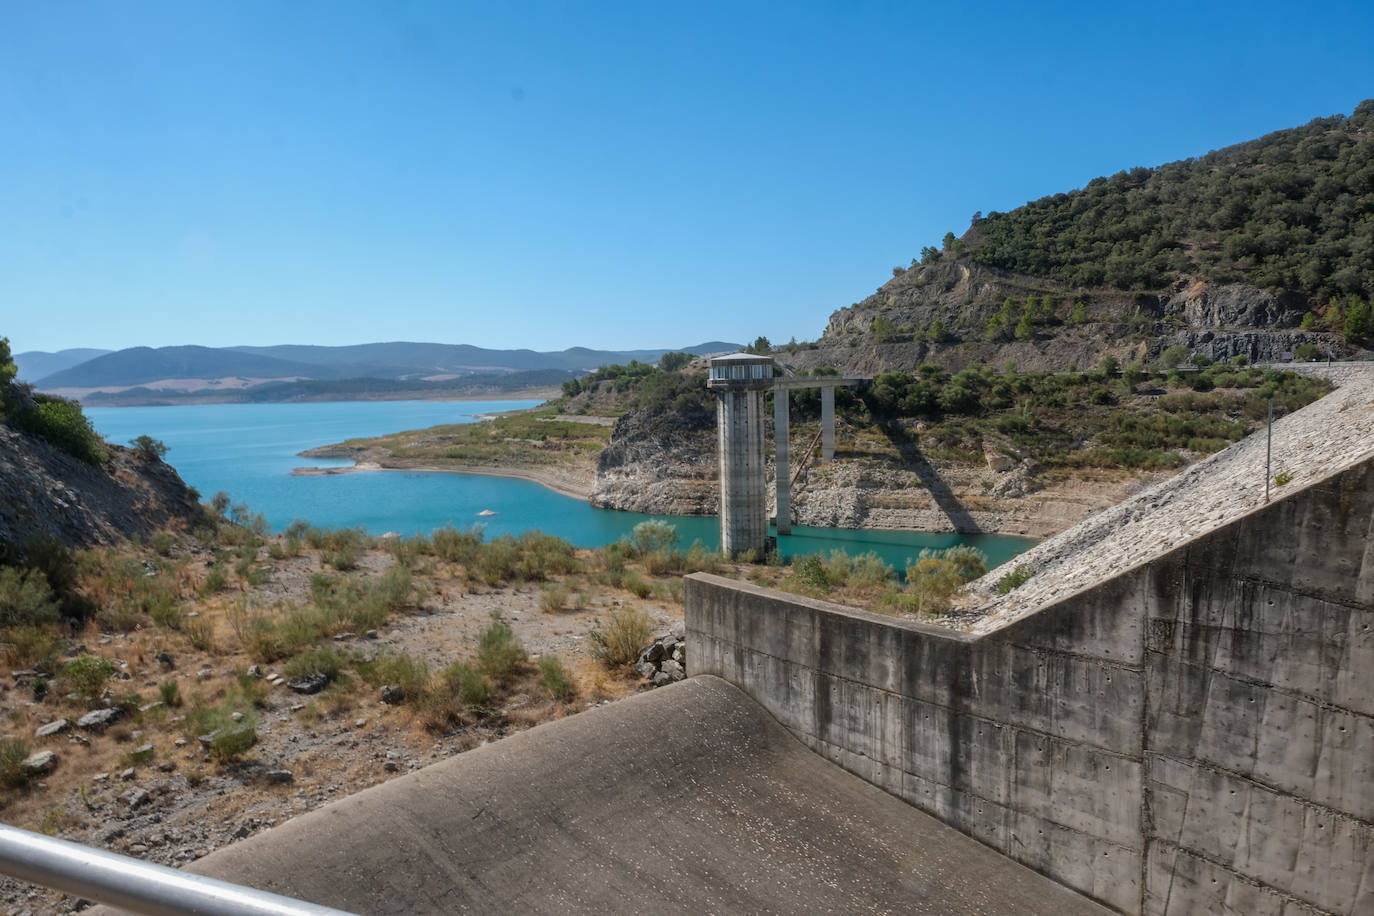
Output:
[{"xmin": 686, "ymin": 457, "xmax": 1374, "ymax": 915}]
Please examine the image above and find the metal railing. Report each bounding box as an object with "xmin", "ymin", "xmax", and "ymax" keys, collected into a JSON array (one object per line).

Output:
[{"xmin": 0, "ymin": 824, "xmax": 358, "ymax": 916}]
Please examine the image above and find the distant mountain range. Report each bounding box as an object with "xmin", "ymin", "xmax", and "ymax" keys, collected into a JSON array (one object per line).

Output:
[
  {"xmin": 14, "ymin": 341, "xmax": 739, "ymax": 403},
  {"xmin": 12, "ymin": 348, "xmax": 114, "ymax": 383}
]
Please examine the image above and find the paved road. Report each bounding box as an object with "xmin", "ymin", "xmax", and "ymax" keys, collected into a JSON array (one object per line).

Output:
[{"xmin": 178, "ymin": 676, "xmax": 1111, "ymax": 915}]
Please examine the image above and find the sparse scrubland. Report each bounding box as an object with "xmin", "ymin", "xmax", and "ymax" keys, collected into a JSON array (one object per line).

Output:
[{"xmin": 0, "ymin": 500, "xmax": 743, "ymax": 913}]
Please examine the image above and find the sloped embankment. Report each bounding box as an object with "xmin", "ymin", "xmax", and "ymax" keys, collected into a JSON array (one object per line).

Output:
[
  {"xmin": 951, "ymin": 364, "xmax": 1374, "ymax": 633},
  {"xmin": 0, "ymin": 426, "xmax": 204, "ymax": 552}
]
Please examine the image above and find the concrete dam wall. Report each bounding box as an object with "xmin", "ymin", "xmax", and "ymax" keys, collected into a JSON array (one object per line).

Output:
[{"xmin": 687, "ymin": 443, "xmax": 1374, "ymax": 914}]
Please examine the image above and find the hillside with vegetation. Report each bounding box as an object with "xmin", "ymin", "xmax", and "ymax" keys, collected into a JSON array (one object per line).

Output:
[{"xmin": 786, "ymin": 100, "xmax": 1373, "ymax": 379}]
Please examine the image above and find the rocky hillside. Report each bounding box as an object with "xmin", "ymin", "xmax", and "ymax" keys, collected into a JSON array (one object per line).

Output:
[
  {"xmin": 784, "ymin": 265, "xmax": 1337, "ymax": 377},
  {"xmin": 0, "ymin": 425, "xmax": 205, "ymax": 556},
  {"xmin": 780, "ymin": 100, "xmax": 1372, "ymax": 378}
]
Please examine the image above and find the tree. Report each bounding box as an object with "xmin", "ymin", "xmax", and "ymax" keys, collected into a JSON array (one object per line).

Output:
[
  {"xmin": 919, "ymin": 246, "xmax": 941, "ymax": 265},
  {"xmin": 1158, "ymin": 345, "xmax": 1191, "ymax": 369},
  {"xmin": 942, "ymin": 231, "xmax": 957, "ymax": 251},
  {"xmin": 657, "ymin": 351, "xmax": 692, "ymax": 372},
  {"xmin": 0, "ymin": 337, "xmax": 14, "ymax": 390},
  {"xmin": 1343, "ymin": 297, "xmax": 1372, "ymax": 341},
  {"xmin": 1070, "ymin": 300, "xmax": 1088, "ymax": 325},
  {"xmin": 129, "ymin": 435, "xmax": 169, "ymax": 461},
  {"xmin": 1014, "ymin": 307, "xmax": 1034, "ymax": 341},
  {"xmin": 871, "ymin": 315, "xmax": 898, "ymax": 342},
  {"xmin": 746, "ymin": 336, "xmax": 772, "ymax": 355}
]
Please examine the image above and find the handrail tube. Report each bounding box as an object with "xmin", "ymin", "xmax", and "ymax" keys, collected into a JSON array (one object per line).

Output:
[{"xmin": 0, "ymin": 824, "xmax": 358, "ymax": 916}]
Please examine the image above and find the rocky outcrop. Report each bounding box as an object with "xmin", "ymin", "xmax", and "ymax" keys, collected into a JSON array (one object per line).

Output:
[
  {"xmin": 590, "ymin": 406, "xmax": 719, "ymax": 515},
  {"xmin": 784, "ymin": 262, "xmax": 1347, "ymax": 378},
  {"xmin": 0, "ymin": 425, "xmax": 204, "ymax": 556}
]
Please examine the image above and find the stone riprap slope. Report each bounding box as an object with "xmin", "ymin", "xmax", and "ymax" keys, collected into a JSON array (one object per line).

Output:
[{"xmin": 953, "ymin": 363, "xmax": 1374, "ymax": 634}]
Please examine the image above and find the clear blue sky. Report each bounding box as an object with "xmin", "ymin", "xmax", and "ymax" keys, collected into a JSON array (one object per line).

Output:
[{"xmin": 3, "ymin": 0, "xmax": 1371, "ymax": 355}]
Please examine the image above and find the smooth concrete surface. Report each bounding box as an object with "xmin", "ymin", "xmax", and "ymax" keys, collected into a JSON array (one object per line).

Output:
[
  {"xmin": 170, "ymin": 678, "xmax": 1109, "ymax": 916},
  {"xmin": 687, "ymin": 455, "xmax": 1374, "ymax": 916}
]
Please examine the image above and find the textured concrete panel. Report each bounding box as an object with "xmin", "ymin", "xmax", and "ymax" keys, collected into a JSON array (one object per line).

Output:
[{"xmin": 687, "ymin": 451, "xmax": 1374, "ymax": 915}]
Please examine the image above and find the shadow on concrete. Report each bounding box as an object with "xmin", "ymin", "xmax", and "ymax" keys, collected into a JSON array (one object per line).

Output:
[{"xmin": 877, "ymin": 420, "xmax": 983, "ymax": 533}]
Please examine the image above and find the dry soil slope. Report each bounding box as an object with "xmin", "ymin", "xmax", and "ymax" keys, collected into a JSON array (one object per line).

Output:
[{"xmin": 181, "ymin": 676, "xmax": 1109, "ymax": 915}]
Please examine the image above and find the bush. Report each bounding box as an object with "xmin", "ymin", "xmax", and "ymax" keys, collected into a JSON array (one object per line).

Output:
[
  {"xmin": 632, "ymin": 521, "xmax": 679, "ymax": 556},
  {"xmin": 207, "ymin": 721, "xmax": 257, "ymax": 761},
  {"xmin": 356, "ymin": 652, "xmax": 430, "ymax": 702},
  {"xmin": 589, "ymin": 606, "xmax": 652, "ymax": 669},
  {"xmin": 538, "ymin": 655, "xmax": 576, "ymax": 702},
  {"xmin": 11, "ymin": 395, "xmax": 105, "ymax": 465},
  {"xmin": 477, "ymin": 617, "xmax": 528, "ymax": 682},
  {"xmin": 0, "ymin": 739, "xmax": 32, "ymax": 788},
  {"xmin": 282, "ymin": 646, "xmax": 348, "ymax": 682},
  {"xmin": 159, "ymin": 680, "xmax": 183, "ymax": 707},
  {"xmin": 129, "ymin": 435, "xmax": 168, "ymax": 461},
  {"xmin": 539, "ymin": 584, "xmax": 570, "ymax": 613},
  {"xmin": 149, "ymin": 532, "xmax": 176, "ymax": 557},
  {"xmin": 63, "ymin": 655, "xmax": 116, "ymax": 700},
  {"xmin": 3, "ymin": 624, "xmax": 60, "ymax": 670},
  {"xmin": 996, "ymin": 564, "xmax": 1035, "ymax": 594},
  {"xmin": 417, "ymin": 661, "xmax": 492, "ymax": 730},
  {"xmin": 0, "ymin": 567, "xmax": 59, "ymax": 628}
]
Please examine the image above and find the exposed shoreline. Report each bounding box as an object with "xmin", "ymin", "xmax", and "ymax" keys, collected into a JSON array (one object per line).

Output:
[{"xmin": 292, "ymin": 460, "xmax": 594, "ymax": 501}]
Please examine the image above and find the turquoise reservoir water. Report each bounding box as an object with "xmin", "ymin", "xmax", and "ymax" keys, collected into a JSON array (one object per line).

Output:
[{"xmin": 85, "ymin": 401, "xmax": 1035, "ymax": 571}]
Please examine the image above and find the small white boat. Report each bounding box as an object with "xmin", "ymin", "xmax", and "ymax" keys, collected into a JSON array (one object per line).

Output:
[{"xmin": 477, "ymin": 509, "xmax": 497, "ymax": 517}]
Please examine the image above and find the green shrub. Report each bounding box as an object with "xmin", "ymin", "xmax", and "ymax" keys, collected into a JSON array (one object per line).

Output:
[
  {"xmin": 0, "ymin": 739, "xmax": 32, "ymax": 788},
  {"xmin": 2, "ymin": 624, "xmax": 60, "ymax": 670},
  {"xmin": 632, "ymin": 520, "xmax": 679, "ymax": 556},
  {"xmin": 207, "ymin": 721, "xmax": 257, "ymax": 761},
  {"xmin": 1274, "ymin": 471, "xmax": 1293, "ymax": 486},
  {"xmin": 539, "ymin": 584, "xmax": 570, "ymax": 613},
  {"xmin": 12, "ymin": 395, "xmax": 105, "ymax": 465},
  {"xmin": 448, "ymin": 661, "xmax": 491, "ymax": 707},
  {"xmin": 477, "ymin": 617, "xmax": 528, "ymax": 682},
  {"xmin": 589, "ymin": 606, "xmax": 651, "ymax": 669},
  {"xmin": 282, "ymin": 646, "xmax": 348, "ymax": 682},
  {"xmin": 428, "ymin": 525, "xmax": 483, "ymax": 564},
  {"xmin": 200, "ymin": 565, "xmax": 228, "ymax": 596},
  {"xmin": 996, "ymin": 564, "xmax": 1036, "ymax": 594},
  {"xmin": 538, "ymin": 655, "xmax": 576, "ymax": 702},
  {"xmin": 159, "ymin": 680, "xmax": 183, "ymax": 707},
  {"xmin": 0, "ymin": 567, "xmax": 59, "ymax": 628},
  {"xmin": 63, "ymin": 655, "xmax": 116, "ymax": 701},
  {"xmin": 322, "ymin": 545, "xmax": 359, "ymax": 572},
  {"xmin": 356, "ymin": 652, "xmax": 430, "ymax": 702},
  {"xmin": 129, "ymin": 435, "xmax": 168, "ymax": 461},
  {"xmin": 149, "ymin": 532, "xmax": 176, "ymax": 557}
]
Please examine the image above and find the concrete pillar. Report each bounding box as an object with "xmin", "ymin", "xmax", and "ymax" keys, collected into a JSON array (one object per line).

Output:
[
  {"xmin": 717, "ymin": 388, "xmax": 768, "ymax": 557},
  {"xmin": 821, "ymin": 386, "xmax": 835, "ymax": 462},
  {"xmin": 774, "ymin": 389, "xmax": 790, "ymax": 536}
]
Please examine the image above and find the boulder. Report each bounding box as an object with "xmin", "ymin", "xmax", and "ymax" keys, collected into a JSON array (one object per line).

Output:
[
  {"xmin": 660, "ymin": 660, "xmax": 686, "ymax": 683},
  {"xmin": 34, "ymin": 719, "xmax": 69, "ymax": 738},
  {"xmin": 77, "ymin": 708, "xmax": 122, "ymax": 730},
  {"xmin": 634, "ymin": 660, "xmax": 657, "ymax": 680},
  {"xmin": 21, "ymin": 750, "xmax": 56, "ymax": 777},
  {"xmin": 287, "ymin": 673, "xmax": 328, "ymax": 695},
  {"xmin": 264, "ymin": 769, "xmax": 294, "ymax": 785},
  {"xmin": 121, "ymin": 787, "xmax": 151, "ymax": 809},
  {"xmin": 380, "ymin": 685, "xmax": 405, "ymax": 705}
]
